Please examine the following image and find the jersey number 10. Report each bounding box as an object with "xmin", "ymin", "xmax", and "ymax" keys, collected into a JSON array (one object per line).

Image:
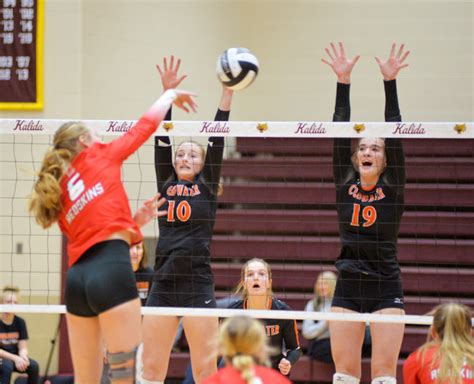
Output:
[
  {"xmin": 167, "ymin": 200, "xmax": 191, "ymax": 222},
  {"xmin": 350, "ymin": 203, "xmax": 377, "ymax": 227}
]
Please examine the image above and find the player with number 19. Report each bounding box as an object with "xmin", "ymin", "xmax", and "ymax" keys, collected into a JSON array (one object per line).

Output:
[{"xmin": 322, "ymin": 42, "xmax": 409, "ymax": 384}]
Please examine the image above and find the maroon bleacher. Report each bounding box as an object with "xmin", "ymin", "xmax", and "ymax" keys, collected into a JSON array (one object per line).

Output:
[{"xmin": 201, "ymin": 137, "xmax": 473, "ymax": 383}]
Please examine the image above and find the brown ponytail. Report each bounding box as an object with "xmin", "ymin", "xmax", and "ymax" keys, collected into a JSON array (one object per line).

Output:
[{"xmin": 29, "ymin": 122, "xmax": 89, "ymax": 228}]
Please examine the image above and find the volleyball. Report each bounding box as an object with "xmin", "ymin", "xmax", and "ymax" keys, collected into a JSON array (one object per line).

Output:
[{"xmin": 216, "ymin": 47, "xmax": 259, "ymax": 91}]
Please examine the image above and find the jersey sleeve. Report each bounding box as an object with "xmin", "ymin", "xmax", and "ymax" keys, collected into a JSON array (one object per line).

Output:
[
  {"xmin": 279, "ymin": 301, "xmax": 301, "ymax": 365},
  {"xmin": 202, "ymin": 109, "xmax": 228, "ymax": 195},
  {"xmin": 403, "ymin": 351, "xmax": 421, "ymax": 384},
  {"xmin": 105, "ymin": 116, "xmax": 160, "ymax": 163},
  {"xmin": 17, "ymin": 317, "xmax": 28, "ymax": 340},
  {"xmin": 332, "ymin": 82, "xmax": 353, "ymax": 188},
  {"xmin": 154, "ymin": 108, "xmax": 175, "ymax": 194},
  {"xmin": 383, "ymin": 80, "xmax": 406, "ymax": 193}
]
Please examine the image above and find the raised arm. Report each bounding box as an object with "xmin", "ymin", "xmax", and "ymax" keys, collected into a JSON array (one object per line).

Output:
[
  {"xmin": 322, "ymin": 42, "xmax": 360, "ymax": 186},
  {"xmin": 202, "ymin": 86, "xmax": 233, "ymax": 195},
  {"xmin": 105, "ymin": 89, "xmax": 196, "ymax": 167},
  {"xmin": 376, "ymin": 43, "xmax": 409, "ymax": 188},
  {"xmin": 154, "ymin": 56, "xmax": 188, "ymax": 192}
]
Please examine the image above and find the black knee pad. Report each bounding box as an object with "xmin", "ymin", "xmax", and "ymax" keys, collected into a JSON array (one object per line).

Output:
[{"xmin": 107, "ymin": 347, "xmax": 138, "ymax": 382}]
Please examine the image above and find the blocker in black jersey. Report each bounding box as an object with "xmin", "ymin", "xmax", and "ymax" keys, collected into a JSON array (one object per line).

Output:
[
  {"xmin": 227, "ymin": 297, "xmax": 302, "ymax": 371},
  {"xmin": 332, "ymin": 80, "xmax": 405, "ymax": 281},
  {"xmin": 152, "ymin": 108, "xmax": 227, "ymax": 286}
]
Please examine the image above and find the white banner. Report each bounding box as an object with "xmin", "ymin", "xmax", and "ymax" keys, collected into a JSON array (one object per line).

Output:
[{"xmin": 0, "ymin": 119, "xmax": 472, "ymax": 138}]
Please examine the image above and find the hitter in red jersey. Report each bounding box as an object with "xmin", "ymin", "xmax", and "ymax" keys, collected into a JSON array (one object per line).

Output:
[
  {"xmin": 403, "ymin": 303, "xmax": 474, "ymax": 384},
  {"xmin": 29, "ymin": 89, "xmax": 196, "ymax": 384},
  {"xmin": 202, "ymin": 316, "xmax": 292, "ymax": 384}
]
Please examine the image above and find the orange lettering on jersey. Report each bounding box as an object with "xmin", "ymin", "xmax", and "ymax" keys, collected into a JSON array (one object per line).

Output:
[
  {"xmin": 265, "ymin": 325, "xmax": 280, "ymax": 336},
  {"xmin": 176, "ymin": 185, "xmax": 184, "ymax": 196},
  {"xmin": 0, "ymin": 332, "xmax": 20, "ymax": 340},
  {"xmin": 192, "ymin": 184, "xmax": 201, "ymax": 196},
  {"xmin": 167, "ymin": 186, "xmax": 177, "ymax": 197},
  {"xmin": 348, "ymin": 184, "xmax": 386, "ymax": 202},
  {"xmin": 136, "ymin": 281, "xmax": 149, "ymax": 290},
  {"xmin": 376, "ymin": 187, "xmax": 385, "ymax": 200}
]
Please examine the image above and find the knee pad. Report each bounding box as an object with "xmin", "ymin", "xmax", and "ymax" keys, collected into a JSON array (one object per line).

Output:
[
  {"xmin": 372, "ymin": 377, "xmax": 396, "ymax": 384},
  {"xmin": 107, "ymin": 347, "xmax": 138, "ymax": 382},
  {"xmin": 333, "ymin": 372, "xmax": 360, "ymax": 384}
]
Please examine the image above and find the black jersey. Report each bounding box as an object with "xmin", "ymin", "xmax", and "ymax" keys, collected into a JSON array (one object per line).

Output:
[
  {"xmin": 153, "ymin": 108, "xmax": 228, "ymax": 284},
  {"xmin": 0, "ymin": 315, "xmax": 28, "ymax": 355},
  {"xmin": 333, "ymin": 81, "xmax": 405, "ymax": 279},
  {"xmin": 135, "ymin": 266, "xmax": 153, "ymax": 306},
  {"xmin": 227, "ymin": 297, "xmax": 302, "ymax": 371}
]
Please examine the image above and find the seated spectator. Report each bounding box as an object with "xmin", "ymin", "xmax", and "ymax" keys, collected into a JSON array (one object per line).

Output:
[
  {"xmin": 130, "ymin": 241, "xmax": 153, "ymax": 306},
  {"xmin": 302, "ymin": 271, "xmax": 371, "ymax": 364},
  {"xmin": 403, "ymin": 303, "xmax": 473, "ymax": 384},
  {"xmin": 227, "ymin": 258, "xmax": 301, "ymax": 376},
  {"xmin": 0, "ymin": 286, "xmax": 39, "ymax": 384},
  {"xmin": 202, "ymin": 315, "xmax": 291, "ymax": 384}
]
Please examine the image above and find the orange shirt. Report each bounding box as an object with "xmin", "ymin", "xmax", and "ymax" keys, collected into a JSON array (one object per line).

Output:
[
  {"xmin": 58, "ymin": 116, "xmax": 158, "ymax": 266},
  {"xmin": 203, "ymin": 365, "xmax": 292, "ymax": 384},
  {"xmin": 403, "ymin": 344, "xmax": 474, "ymax": 384}
]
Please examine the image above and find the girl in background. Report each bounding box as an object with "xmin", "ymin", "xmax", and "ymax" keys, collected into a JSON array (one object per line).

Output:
[{"xmin": 403, "ymin": 303, "xmax": 474, "ymax": 384}]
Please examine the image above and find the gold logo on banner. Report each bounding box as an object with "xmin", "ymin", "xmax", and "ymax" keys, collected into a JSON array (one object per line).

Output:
[
  {"xmin": 353, "ymin": 123, "xmax": 365, "ymax": 133},
  {"xmin": 257, "ymin": 123, "xmax": 268, "ymax": 133},
  {"xmin": 163, "ymin": 122, "xmax": 174, "ymax": 132},
  {"xmin": 454, "ymin": 123, "xmax": 466, "ymax": 134}
]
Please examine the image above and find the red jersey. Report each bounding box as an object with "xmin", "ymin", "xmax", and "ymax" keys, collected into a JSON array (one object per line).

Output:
[
  {"xmin": 203, "ymin": 365, "xmax": 292, "ymax": 384},
  {"xmin": 58, "ymin": 116, "xmax": 158, "ymax": 266},
  {"xmin": 403, "ymin": 344, "xmax": 474, "ymax": 384}
]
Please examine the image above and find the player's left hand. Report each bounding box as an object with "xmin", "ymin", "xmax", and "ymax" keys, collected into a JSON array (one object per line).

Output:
[
  {"xmin": 278, "ymin": 358, "xmax": 292, "ymax": 375},
  {"xmin": 133, "ymin": 194, "xmax": 167, "ymax": 227}
]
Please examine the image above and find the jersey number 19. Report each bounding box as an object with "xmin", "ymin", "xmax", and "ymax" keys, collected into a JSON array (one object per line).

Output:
[{"xmin": 350, "ymin": 203, "xmax": 377, "ymax": 227}]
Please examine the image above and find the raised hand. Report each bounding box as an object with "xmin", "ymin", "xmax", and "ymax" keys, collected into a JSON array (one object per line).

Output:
[
  {"xmin": 172, "ymin": 90, "xmax": 198, "ymax": 113},
  {"xmin": 133, "ymin": 194, "xmax": 167, "ymax": 228},
  {"xmin": 375, "ymin": 43, "xmax": 410, "ymax": 81},
  {"xmin": 322, "ymin": 42, "xmax": 360, "ymax": 84},
  {"xmin": 156, "ymin": 55, "xmax": 187, "ymax": 91}
]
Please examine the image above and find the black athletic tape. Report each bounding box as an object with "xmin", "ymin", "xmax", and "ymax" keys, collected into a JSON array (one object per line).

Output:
[
  {"xmin": 109, "ymin": 367, "xmax": 134, "ymax": 381},
  {"xmin": 107, "ymin": 347, "xmax": 138, "ymax": 365}
]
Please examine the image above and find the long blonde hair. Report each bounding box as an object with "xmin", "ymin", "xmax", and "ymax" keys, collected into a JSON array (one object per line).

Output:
[
  {"xmin": 418, "ymin": 303, "xmax": 474, "ymax": 384},
  {"xmin": 219, "ymin": 315, "xmax": 270, "ymax": 384},
  {"xmin": 234, "ymin": 258, "xmax": 273, "ymax": 301},
  {"xmin": 28, "ymin": 122, "xmax": 90, "ymax": 228},
  {"xmin": 313, "ymin": 271, "xmax": 337, "ymax": 309}
]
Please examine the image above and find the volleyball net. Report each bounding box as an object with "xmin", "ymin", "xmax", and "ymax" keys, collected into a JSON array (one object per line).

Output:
[{"xmin": 0, "ymin": 118, "xmax": 473, "ymax": 328}]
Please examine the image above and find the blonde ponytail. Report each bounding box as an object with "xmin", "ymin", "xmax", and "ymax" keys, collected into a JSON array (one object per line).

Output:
[
  {"xmin": 219, "ymin": 316, "xmax": 270, "ymax": 383},
  {"xmin": 419, "ymin": 303, "xmax": 474, "ymax": 384},
  {"xmin": 232, "ymin": 355, "xmax": 256, "ymax": 384},
  {"xmin": 29, "ymin": 122, "xmax": 89, "ymax": 228}
]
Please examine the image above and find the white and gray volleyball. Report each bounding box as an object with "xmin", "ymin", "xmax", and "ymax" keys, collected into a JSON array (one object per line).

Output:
[{"xmin": 216, "ymin": 48, "xmax": 259, "ymax": 91}]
